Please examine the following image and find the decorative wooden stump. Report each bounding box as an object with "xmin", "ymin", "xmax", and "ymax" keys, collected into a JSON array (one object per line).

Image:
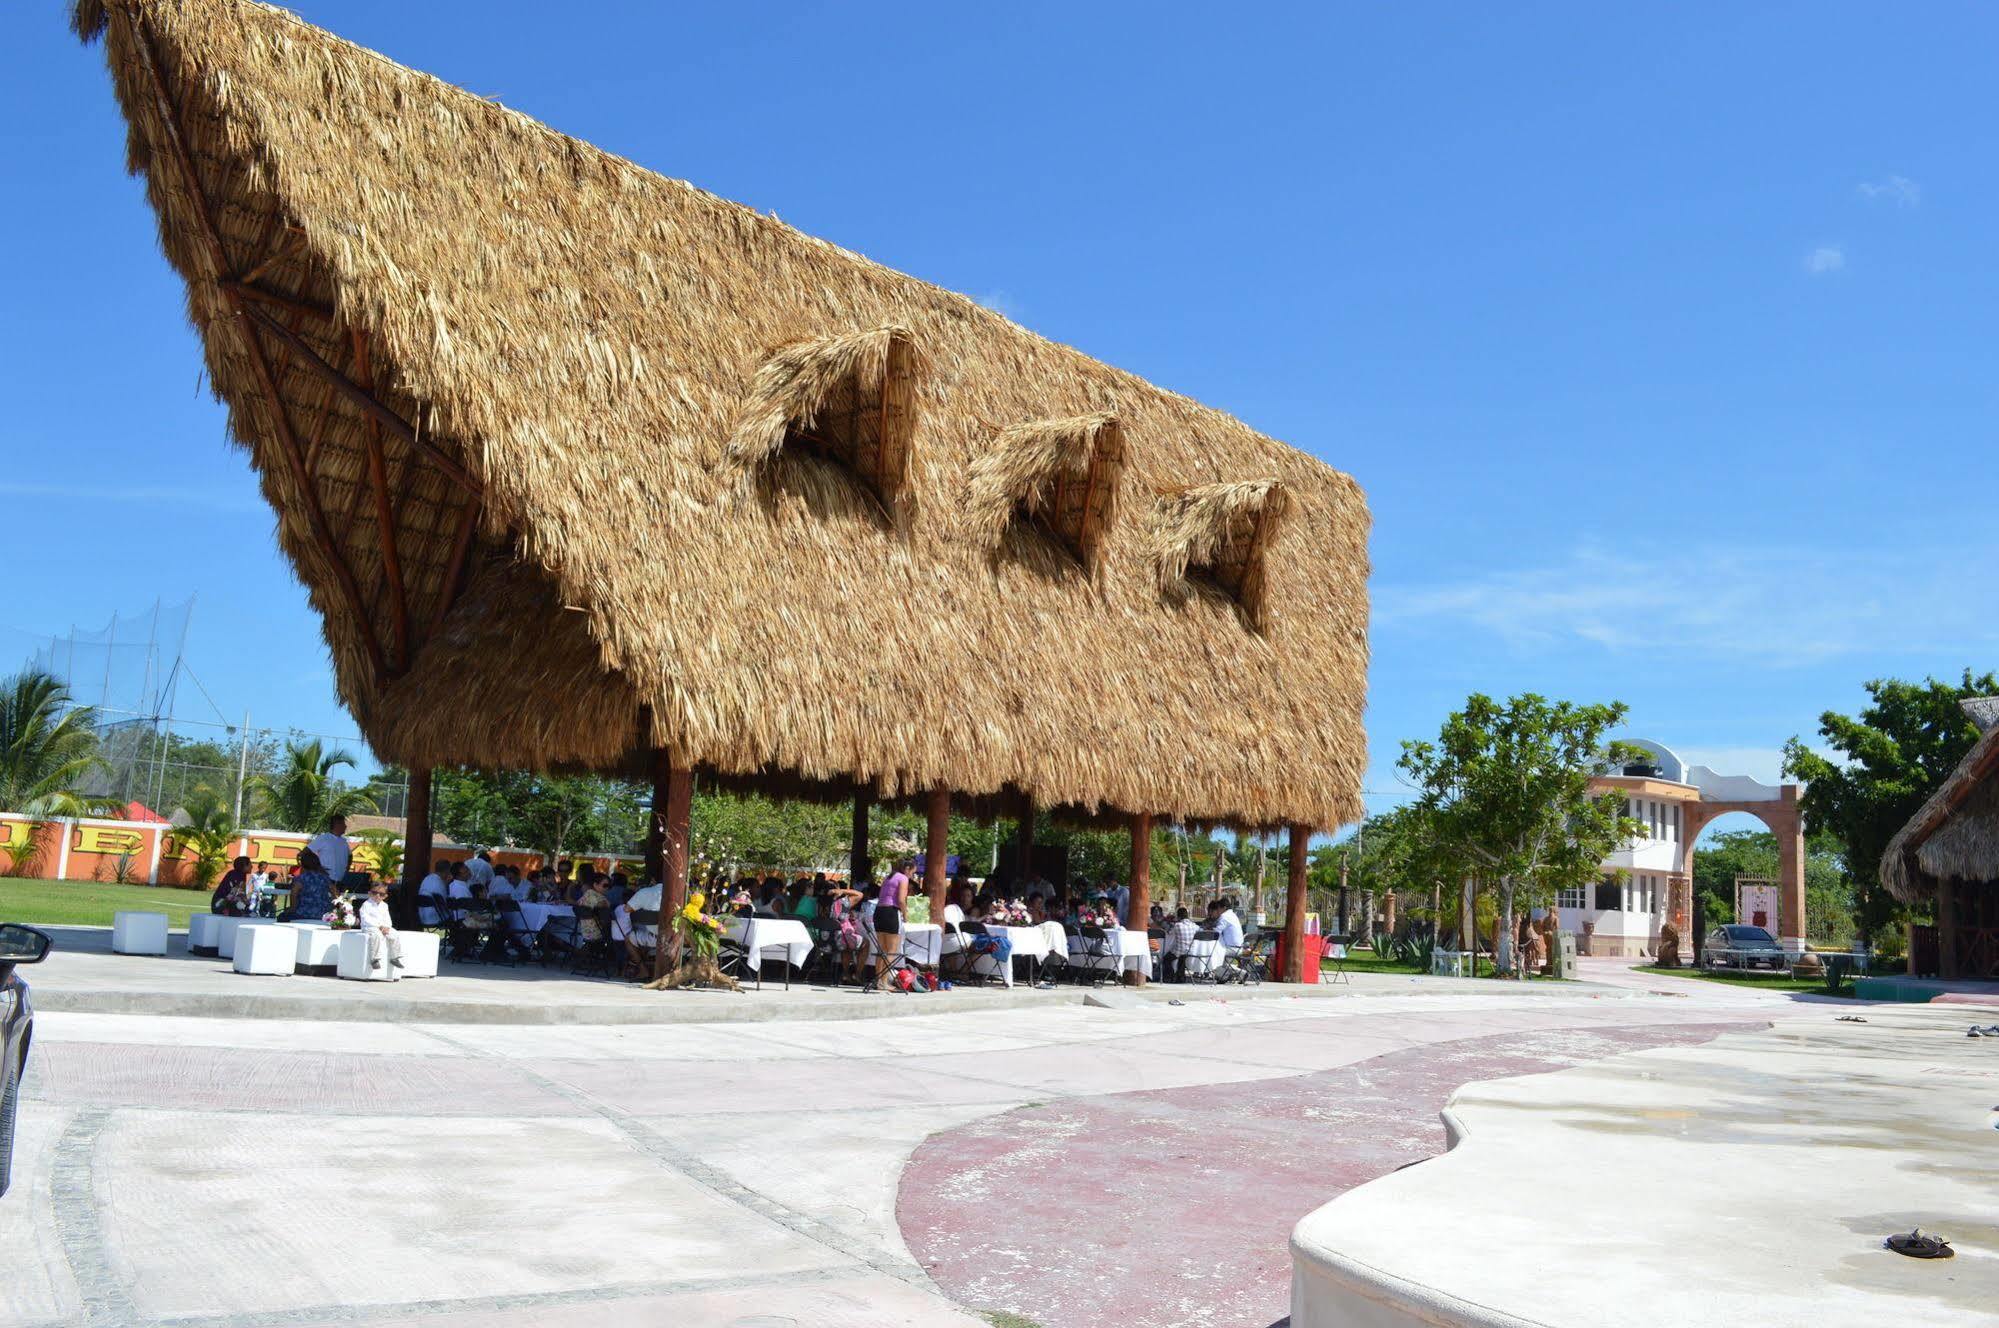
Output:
[{"xmin": 645, "ymin": 954, "xmax": 740, "ymax": 992}]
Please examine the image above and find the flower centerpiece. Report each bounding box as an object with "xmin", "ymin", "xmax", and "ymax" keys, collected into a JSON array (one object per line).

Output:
[
  {"xmin": 322, "ymin": 896, "xmax": 357, "ymax": 930},
  {"xmin": 644, "ymin": 890, "xmax": 740, "ymax": 992}
]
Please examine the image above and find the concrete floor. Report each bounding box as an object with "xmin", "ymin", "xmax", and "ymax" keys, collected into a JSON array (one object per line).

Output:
[
  {"xmin": 4, "ymin": 955, "xmax": 1805, "ymax": 1328},
  {"xmin": 1291, "ymin": 1000, "xmax": 1999, "ymax": 1328}
]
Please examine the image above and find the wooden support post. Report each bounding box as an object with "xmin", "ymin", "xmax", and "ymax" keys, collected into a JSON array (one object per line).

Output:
[
  {"xmin": 924, "ymin": 787, "xmax": 950, "ymax": 915},
  {"xmin": 654, "ymin": 759, "xmax": 692, "ymax": 983},
  {"xmin": 400, "ymin": 764, "xmax": 432, "ymax": 921},
  {"xmin": 1938, "ymin": 876, "xmax": 1960, "ymax": 981},
  {"xmin": 1127, "ymin": 813, "xmax": 1153, "ymax": 986},
  {"xmin": 1284, "ymin": 823, "xmax": 1312, "ymax": 983},
  {"xmin": 1015, "ymin": 794, "xmax": 1036, "ymax": 884},
  {"xmin": 850, "ymin": 786, "xmax": 873, "ymax": 886},
  {"xmin": 645, "ymin": 744, "xmax": 670, "ymax": 887}
]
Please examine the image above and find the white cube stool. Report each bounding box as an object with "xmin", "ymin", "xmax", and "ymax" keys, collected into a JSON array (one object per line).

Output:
[
  {"xmin": 188, "ymin": 912, "xmax": 225, "ymax": 955},
  {"xmin": 233, "ymin": 923, "xmax": 298, "ymax": 976},
  {"xmin": 112, "ymin": 910, "xmax": 170, "ymax": 956},
  {"xmin": 215, "ymin": 915, "xmax": 262, "ymax": 959},
  {"xmin": 399, "ymin": 930, "xmax": 440, "ymax": 979},
  {"xmin": 295, "ymin": 925, "xmax": 344, "ymax": 975},
  {"xmin": 337, "ymin": 928, "xmax": 440, "ymax": 981}
]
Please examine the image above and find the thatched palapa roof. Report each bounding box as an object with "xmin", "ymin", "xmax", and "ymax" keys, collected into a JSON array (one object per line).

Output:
[
  {"xmin": 73, "ymin": 0, "xmax": 1369, "ymax": 831},
  {"xmin": 1881, "ymin": 703, "xmax": 1999, "ymax": 903}
]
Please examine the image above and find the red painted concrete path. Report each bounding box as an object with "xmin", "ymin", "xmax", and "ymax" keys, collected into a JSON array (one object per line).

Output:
[{"xmin": 899, "ymin": 1019, "xmax": 1748, "ymax": 1328}]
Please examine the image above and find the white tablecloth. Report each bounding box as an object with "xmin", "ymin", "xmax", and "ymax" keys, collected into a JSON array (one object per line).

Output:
[
  {"xmin": 1180, "ymin": 936, "xmax": 1224, "ymax": 978},
  {"xmin": 516, "ymin": 902, "xmax": 575, "ymax": 933},
  {"xmin": 900, "ymin": 923, "xmax": 944, "ymax": 967},
  {"xmin": 1114, "ymin": 928, "xmax": 1154, "ymax": 976},
  {"xmin": 727, "ymin": 917, "xmax": 814, "ymax": 972}
]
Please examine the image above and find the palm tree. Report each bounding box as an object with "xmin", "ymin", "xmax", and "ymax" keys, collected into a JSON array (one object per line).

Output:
[
  {"xmin": 353, "ymin": 828, "xmax": 403, "ymax": 883},
  {"xmin": 255, "ymin": 738, "xmax": 378, "ymax": 832},
  {"xmin": 175, "ymin": 787, "xmax": 240, "ymax": 889},
  {"xmin": 0, "ymin": 669, "xmax": 116, "ymax": 875},
  {"xmin": 0, "ymin": 669, "xmax": 110, "ymax": 815}
]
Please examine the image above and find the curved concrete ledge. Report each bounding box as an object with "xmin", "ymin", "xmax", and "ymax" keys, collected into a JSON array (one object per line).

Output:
[{"xmin": 1290, "ymin": 1007, "xmax": 1999, "ymax": 1328}]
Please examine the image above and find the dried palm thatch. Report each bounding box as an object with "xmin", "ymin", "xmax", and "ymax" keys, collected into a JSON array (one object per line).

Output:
[
  {"xmin": 1881, "ymin": 719, "xmax": 1999, "ymax": 902},
  {"xmin": 74, "ymin": 0, "xmax": 1370, "ymax": 831},
  {"xmin": 965, "ymin": 412, "xmax": 1126, "ymax": 574},
  {"xmin": 1148, "ymin": 479, "xmax": 1293, "ymax": 632}
]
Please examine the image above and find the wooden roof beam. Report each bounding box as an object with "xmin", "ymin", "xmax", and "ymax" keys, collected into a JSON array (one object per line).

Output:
[
  {"xmin": 129, "ymin": 15, "xmax": 387, "ymax": 686},
  {"xmin": 237, "ymin": 301, "xmax": 482, "ymax": 498}
]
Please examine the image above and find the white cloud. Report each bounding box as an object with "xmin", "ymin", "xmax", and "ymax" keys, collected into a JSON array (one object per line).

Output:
[
  {"xmin": 1803, "ymin": 245, "xmax": 1845, "ymax": 275},
  {"xmin": 974, "ymin": 290, "xmax": 1021, "ymax": 319},
  {"xmin": 1857, "ymin": 175, "xmax": 1920, "ymax": 207},
  {"xmin": 1376, "ymin": 542, "xmax": 1999, "ymax": 666}
]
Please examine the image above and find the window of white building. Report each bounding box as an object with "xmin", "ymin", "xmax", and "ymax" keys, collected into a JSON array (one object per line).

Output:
[{"xmin": 1558, "ymin": 884, "xmax": 1587, "ymax": 909}]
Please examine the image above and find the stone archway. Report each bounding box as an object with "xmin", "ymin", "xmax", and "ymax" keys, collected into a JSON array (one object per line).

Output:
[{"xmin": 1676, "ymin": 786, "xmax": 1807, "ymax": 955}]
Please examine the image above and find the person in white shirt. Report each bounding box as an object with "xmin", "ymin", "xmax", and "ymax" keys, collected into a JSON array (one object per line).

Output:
[
  {"xmin": 416, "ymin": 866, "xmax": 448, "ymax": 925},
  {"xmin": 305, "ymin": 815, "xmax": 351, "ymax": 887},
  {"xmin": 446, "ymin": 862, "xmax": 472, "ymax": 899},
  {"xmin": 1215, "ymin": 901, "xmax": 1245, "ymax": 950},
  {"xmin": 465, "ymin": 851, "xmax": 495, "ymax": 890},
  {"xmin": 358, "ymin": 881, "xmax": 405, "ymax": 980},
  {"xmin": 623, "ymin": 881, "xmax": 663, "ymax": 977},
  {"xmin": 488, "ymin": 865, "xmax": 517, "ymax": 899}
]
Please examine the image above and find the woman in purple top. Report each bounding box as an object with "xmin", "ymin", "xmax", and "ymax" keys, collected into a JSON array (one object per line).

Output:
[{"xmin": 874, "ymin": 859, "xmax": 911, "ymax": 987}]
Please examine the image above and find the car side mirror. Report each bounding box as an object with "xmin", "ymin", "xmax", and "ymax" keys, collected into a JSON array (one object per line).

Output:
[{"xmin": 0, "ymin": 924, "xmax": 53, "ymax": 964}]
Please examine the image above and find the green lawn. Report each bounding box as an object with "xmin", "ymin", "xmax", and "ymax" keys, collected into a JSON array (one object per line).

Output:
[
  {"xmin": 1636, "ymin": 963, "xmax": 1842, "ymax": 995},
  {"xmin": 0, "ymin": 878, "xmax": 210, "ymax": 929}
]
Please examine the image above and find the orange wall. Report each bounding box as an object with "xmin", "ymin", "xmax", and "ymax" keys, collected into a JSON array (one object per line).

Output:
[{"xmin": 0, "ymin": 814, "xmax": 642, "ymax": 886}]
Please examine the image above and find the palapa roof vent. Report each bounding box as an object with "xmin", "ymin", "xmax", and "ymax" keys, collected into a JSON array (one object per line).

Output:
[
  {"xmin": 1150, "ymin": 479, "xmax": 1292, "ymax": 631},
  {"xmin": 966, "ymin": 412, "xmax": 1127, "ymax": 573},
  {"xmin": 726, "ymin": 326, "xmax": 920, "ymax": 520}
]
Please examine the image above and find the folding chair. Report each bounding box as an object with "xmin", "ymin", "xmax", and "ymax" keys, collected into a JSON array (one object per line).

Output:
[
  {"xmin": 1232, "ymin": 933, "xmax": 1271, "ymax": 985},
  {"xmin": 954, "ymin": 921, "xmax": 1007, "ymax": 987},
  {"xmin": 628, "ymin": 908, "xmax": 661, "ymax": 981},
  {"xmin": 1319, "ymin": 933, "xmax": 1351, "ymax": 985},
  {"xmin": 860, "ymin": 924, "xmax": 919, "ymax": 993},
  {"xmin": 1074, "ymin": 926, "xmax": 1118, "ymax": 986},
  {"xmin": 538, "ymin": 913, "xmax": 581, "ymax": 968},
  {"xmin": 1184, "ymin": 928, "xmax": 1223, "ymax": 983},
  {"xmin": 491, "ymin": 898, "xmax": 535, "ymax": 966},
  {"xmin": 569, "ymin": 907, "xmax": 619, "ymax": 978}
]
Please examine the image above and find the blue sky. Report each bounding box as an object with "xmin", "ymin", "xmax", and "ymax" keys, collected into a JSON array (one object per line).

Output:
[{"xmin": 5, "ymin": 2, "xmax": 1996, "ymax": 830}]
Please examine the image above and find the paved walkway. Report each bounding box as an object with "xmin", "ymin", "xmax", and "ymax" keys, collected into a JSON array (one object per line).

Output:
[{"xmin": 8, "ymin": 961, "xmax": 1802, "ymax": 1328}]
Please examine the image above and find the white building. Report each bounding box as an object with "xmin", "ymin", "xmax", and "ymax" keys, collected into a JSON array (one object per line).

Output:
[{"xmin": 1559, "ymin": 739, "xmax": 1804, "ymax": 958}]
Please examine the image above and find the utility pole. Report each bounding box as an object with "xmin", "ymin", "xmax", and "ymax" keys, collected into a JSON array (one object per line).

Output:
[
  {"xmin": 1338, "ymin": 851, "xmax": 1350, "ymax": 936},
  {"xmin": 232, "ymin": 711, "xmax": 252, "ymax": 825}
]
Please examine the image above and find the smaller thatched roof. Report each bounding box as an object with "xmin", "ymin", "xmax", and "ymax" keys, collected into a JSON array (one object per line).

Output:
[
  {"xmin": 1881, "ymin": 701, "xmax": 1999, "ymax": 902},
  {"xmin": 1148, "ymin": 479, "xmax": 1292, "ymax": 632},
  {"xmin": 965, "ymin": 412, "xmax": 1127, "ymax": 574}
]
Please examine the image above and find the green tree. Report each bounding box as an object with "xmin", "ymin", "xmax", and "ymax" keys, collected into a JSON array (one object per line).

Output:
[
  {"xmin": 173, "ymin": 787, "xmax": 241, "ymax": 889},
  {"xmin": 353, "ymin": 828, "xmax": 404, "ymax": 883},
  {"xmin": 1690, "ymin": 828, "xmax": 1852, "ymax": 946},
  {"xmin": 1400, "ymin": 693, "xmax": 1643, "ymax": 975},
  {"xmin": 0, "ymin": 669, "xmax": 118, "ymax": 875},
  {"xmin": 255, "ymin": 738, "xmax": 378, "ymax": 832},
  {"xmin": 0, "ymin": 669, "xmax": 113, "ymax": 818},
  {"xmin": 1783, "ymin": 669, "xmax": 1997, "ymax": 945}
]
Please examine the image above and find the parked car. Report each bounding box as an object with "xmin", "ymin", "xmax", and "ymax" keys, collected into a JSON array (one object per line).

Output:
[
  {"xmin": 1700, "ymin": 923, "xmax": 1789, "ymax": 971},
  {"xmin": 1, "ymin": 923, "xmax": 53, "ymax": 1197}
]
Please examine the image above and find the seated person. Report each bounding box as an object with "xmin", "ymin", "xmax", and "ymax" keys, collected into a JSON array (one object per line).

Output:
[
  {"xmin": 576, "ymin": 874, "xmax": 609, "ymax": 945},
  {"xmin": 445, "ymin": 862, "xmax": 473, "ymax": 899},
  {"xmin": 279, "ymin": 849, "xmax": 334, "ymax": 923},
  {"xmin": 622, "ymin": 879, "xmax": 663, "ymax": 979},
  {"xmin": 358, "ymin": 881, "xmax": 405, "ymax": 980},
  {"xmin": 211, "ymin": 855, "xmax": 254, "ymax": 916}
]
